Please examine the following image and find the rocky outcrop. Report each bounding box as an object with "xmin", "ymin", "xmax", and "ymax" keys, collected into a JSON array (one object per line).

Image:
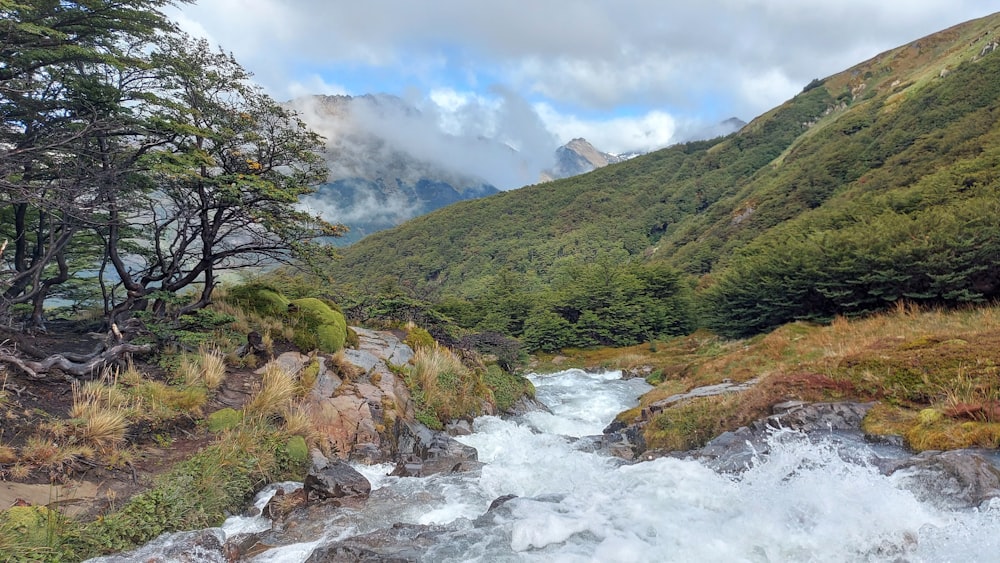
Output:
[
  {"xmin": 296, "ymin": 328, "xmax": 416, "ymax": 462},
  {"xmin": 881, "ymin": 449, "xmax": 1000, "ymax": 509},
  {"xmin": 391, "ymin": 420, "xmax": 481, "ymax": 477},
  {"xmin": 657, "ymin": 401, "xmax": 875, "ymax": 472},
  {"xmin": 279, "ymin": 327, "xmax": 484, "ymax": 476}
]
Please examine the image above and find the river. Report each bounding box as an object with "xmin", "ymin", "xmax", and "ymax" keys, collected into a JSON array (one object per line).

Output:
[{"xmin": 111, "ymin": 368, "xmax": 1000, "ymax": 561}]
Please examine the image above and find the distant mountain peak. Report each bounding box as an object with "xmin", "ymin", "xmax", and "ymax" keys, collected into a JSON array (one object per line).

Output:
[{"xmin": 543, "ymin": 137, "xmax": 626, "ymax": 181}]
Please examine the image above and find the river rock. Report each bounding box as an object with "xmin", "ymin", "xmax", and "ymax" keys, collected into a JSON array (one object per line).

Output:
[
  {"xmin": 304, "ymin": 460, "xmax": 371, "ymax": 503},
  {"xmin": 676, "ymin": 402, "xmax": 876, "ymax": 472},
  {"xmin": 882, "ymin": 449, "xmax": 1000, "ymax": 509},
  {"xmin": 306, "ymin": 523, "xmax": 449, "ymax": 562},
  {"xmin": 392, "ymin": 420, "xmax": 481, "ymax": 477}
]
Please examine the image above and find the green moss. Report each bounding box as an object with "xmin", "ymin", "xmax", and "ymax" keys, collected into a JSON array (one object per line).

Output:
[
  {"xmin": 918, "ymin": 408, "xmax": 944, "ymax": 425},
  {"xmin": 285, "ymin": 435, "xmax": 308, "ymax": 464},
  {"xmin": 298, "ymin": 358, "xmax": 321, "ymax": 397},
  {"xmin": 289, "ymin": 298, "xmax": 347, "ymax": 353},
  {"xmin": 206, "ymin": 408, "xmax": 243, "ymax": 432},
  {"xmin": 483, "ymin": 364, "xmax": 535, "ymax": 412},
  {"xmin": 227, "ymin": 283, "xmax": 290, "ymax": 317},
  {"xmin": 404, "ymin": 326, "xmax": 435, "ymax": 350},
  {"xmin": 0, "ymin": 506, "xmax": 64, "ymax": 553}
]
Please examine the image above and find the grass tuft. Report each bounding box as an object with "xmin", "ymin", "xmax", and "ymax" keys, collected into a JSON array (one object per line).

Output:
[{"xmin": 244, "ymin": 362, "xmax": 296, "ymax": 418}]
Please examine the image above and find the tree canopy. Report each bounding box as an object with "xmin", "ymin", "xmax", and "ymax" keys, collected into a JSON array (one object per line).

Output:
[{"xmin": 1, "ymin": 1, "xmax": 341, "ymax": 375}]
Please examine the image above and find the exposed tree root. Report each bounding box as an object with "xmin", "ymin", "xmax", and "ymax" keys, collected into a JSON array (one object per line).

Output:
[{"xmin": 0, "ymin": 342, "xmax": 154, "ymax": 379}]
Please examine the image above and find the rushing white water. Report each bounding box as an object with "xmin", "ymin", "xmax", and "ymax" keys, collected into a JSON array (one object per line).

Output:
[{"xmin": 234, "ymin": 368, "xmax": 1000, "ymax": 562}]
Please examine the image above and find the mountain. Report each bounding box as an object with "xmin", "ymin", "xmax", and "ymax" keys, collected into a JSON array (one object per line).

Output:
[
  {"xmin": 543, "ymin": 138, "xmax": 628, "ymax": 180},
  {"xmin": 290, "ymin": 94, "xmax": 501, "ymax": 244},
  {"xmin": 328, "ymin": 12, "xmax": 1000, "ymax": 337}
]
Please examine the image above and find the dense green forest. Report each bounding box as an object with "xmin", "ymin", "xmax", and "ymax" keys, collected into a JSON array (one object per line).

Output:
[{"xmin": 330, "ymin": 13, "xmax": 1000, "ymax": 345}]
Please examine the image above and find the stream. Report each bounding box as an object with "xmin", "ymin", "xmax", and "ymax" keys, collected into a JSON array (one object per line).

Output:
[{"xmin": 101, "ymin": 369, "xmax": 1000, "ymax": 562}]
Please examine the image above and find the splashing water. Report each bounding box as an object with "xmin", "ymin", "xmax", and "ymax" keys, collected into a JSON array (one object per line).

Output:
[{"xmin": 228, "ymin": 369, "xmax": 1000, "ymax": 561}]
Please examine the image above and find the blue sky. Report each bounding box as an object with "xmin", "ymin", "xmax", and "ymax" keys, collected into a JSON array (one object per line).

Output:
[{"xmin": 168, "ymin": 1, "xmax": 1000, "ymax": 157}]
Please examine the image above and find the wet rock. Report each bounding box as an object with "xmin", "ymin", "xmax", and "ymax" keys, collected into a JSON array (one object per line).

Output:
[
  {"xmin": 883, "ymin": 449, "xmax": 1000, "ymax": 509},
  {"xmin": 262, "ymin": 487, "xmax": 307, "ymax": 520},
  {"xmin": 506, "ymin": 395, "xmax": 551, "ymax": 416},
  {"xmin": 445, "ymin": 419, "xmax": 473, "ymax": 436},
  {"xmin": 306, "ymin": 523, "xmax": 447, "ymax": 562},
  {"xmin": 394, "ymin": 420, "xmax": 479, "ymax": 476},
  {"xmin": 681, "ymin": 402, "xmax": 876, "ymax": 472},
  {"xmin": 306, "ymin": 544, "xmax": 414, "ymax": 562},
  {"xmin": 222, "ymin": 533, "xmax": 271, "ymax": 562},
  {"xmin": 304, "ymin": 460, "xmax": 371, "ymax": 503}
]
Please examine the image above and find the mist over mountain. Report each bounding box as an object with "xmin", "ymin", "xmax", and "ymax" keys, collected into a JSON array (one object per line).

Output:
[
  {"xmin": 290, "ymin": 94, "xmax": 689, "ymax": 242},
  {"xmin": 329, "ymin": 11, "xmax": 1000, "ymax": 336}
]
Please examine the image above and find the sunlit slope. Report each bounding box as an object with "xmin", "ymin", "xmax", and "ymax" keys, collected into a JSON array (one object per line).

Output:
[{"xmin": 330, "ymin": 13, "xmax": 1000, "ymax": 312}]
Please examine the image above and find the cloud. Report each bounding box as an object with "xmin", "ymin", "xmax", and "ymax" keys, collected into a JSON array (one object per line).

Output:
[
  {"xmin": 534, "ymin": 104, "xmax": 677, "ymax": 155},
  {"xmin": 169, "ymin": 0, "xmax": 1000, "ymax": 154},
  {"xmin": 287, "ymin": 91, "xmax": 559, "ymax": 191}
]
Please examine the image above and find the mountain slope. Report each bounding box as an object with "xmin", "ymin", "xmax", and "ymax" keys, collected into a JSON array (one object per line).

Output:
[{"xmin": 329, "ymin": 13, "xmax": 1000, "ymax": 333}]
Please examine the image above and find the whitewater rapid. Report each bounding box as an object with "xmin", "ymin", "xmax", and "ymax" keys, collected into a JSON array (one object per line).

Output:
[{"xmin": 230, "ymin": 369, "xmax": 1000, "ymax": 562}]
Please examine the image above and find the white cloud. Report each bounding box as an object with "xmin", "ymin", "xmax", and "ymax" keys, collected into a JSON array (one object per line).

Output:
[
  {"xmin": 168, "ymin": 0, "xmax": 1000, "ymax": 153},
  {"xmin": 535, "ymin": 104, "xmax": 677, "ymax": 154}
]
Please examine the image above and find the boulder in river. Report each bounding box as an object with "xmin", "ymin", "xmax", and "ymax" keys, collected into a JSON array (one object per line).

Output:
[
  {"xmin": 881, "ymin": 449, "xmax": 1000, "ymax": 509},
  {"xmin": 304, "ymin": 460, "xmax": 371, "ymax": 504}
]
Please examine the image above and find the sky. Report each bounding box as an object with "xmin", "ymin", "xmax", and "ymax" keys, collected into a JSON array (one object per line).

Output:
[{"xmin": 167, "ymin": 1, "xmax": 1000, "ymax": 188}]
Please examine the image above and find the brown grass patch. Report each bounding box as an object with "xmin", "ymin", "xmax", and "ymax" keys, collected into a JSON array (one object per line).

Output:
[{"xmin": 244, "ymin": 362, "xmax": 296, "ymax": 418}]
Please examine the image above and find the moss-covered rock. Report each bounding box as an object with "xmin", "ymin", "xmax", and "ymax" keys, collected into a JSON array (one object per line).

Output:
[
  {"xmin": 0, "ymin": 505, "xmax": 60, "ymax": 548},
  {"xmin": 285, "ymin": 435, "xmax": 308, "ymax": 464},
  {"xmin": 289, "ymin": 298, "xmax": 347, "ymax": 353},
  {"xmin": 206, "ymin": 408, "xmax": 243, "ymax": 432},
  {"xmin": 227, "ymin": 283, "xmax": 290, "ymax": 317}
]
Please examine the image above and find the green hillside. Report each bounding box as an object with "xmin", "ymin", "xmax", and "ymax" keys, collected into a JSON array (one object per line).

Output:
[{"xmin": 330, "ymin": 13, "xmax": 1000, "ymax": 343}]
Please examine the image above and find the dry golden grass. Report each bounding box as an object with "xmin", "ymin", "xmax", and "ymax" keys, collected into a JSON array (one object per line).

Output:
[
  {"xmin": 408, "ymin": 345, "xmax": 488, "ymax": 425},
  {"xmin": 0, "ymin": 443, "xmax": 16, "ymax": 464},
  {"xmin": 178, "ymin": 347, "xmax": 227, "ymax": 390},
  {"xmin": 244, "ymin": 362, "xmax": 296, "ymax": 417},
  {"xmin": 634, "ymin": 303, "xmax": 1000, "ymax": 452},
  {"xmin": 69, "ymin": 381, "xmax": 130, "ymax": 451},
  {"xmin": 79, "ymin": 407, "xmax": 128, "ymax": 450},
  {"xmin": 282, "ymin": 405, "xmax": 323, "ymax": 449}
]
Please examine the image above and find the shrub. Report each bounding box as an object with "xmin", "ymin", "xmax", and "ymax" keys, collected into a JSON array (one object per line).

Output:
[
  {"xmin": 404, "ymin": 326, "xmax": 435, "ymax": 350},
  {"xmin": 483, "ymin": 364, "xmax": 535, "ymax": 412}
]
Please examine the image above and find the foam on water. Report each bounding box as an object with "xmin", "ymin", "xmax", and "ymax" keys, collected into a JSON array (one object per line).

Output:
[{"xmin": 222, "ymin": 369, "xmax": 1000, "ymax": 562}]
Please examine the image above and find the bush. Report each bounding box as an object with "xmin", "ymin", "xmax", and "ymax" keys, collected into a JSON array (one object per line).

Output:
[
  {"xmin": 404, "ymin": 326, "xmax": 435, "ymax": 350},
  {"xmin": 483, "ymin": 365, "xmax": 534, "ymax": 412}
]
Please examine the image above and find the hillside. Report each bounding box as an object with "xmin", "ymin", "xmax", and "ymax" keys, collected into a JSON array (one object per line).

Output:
[{"xmin": 329, "ymin": 12, "xmax": 1000, "ymax": 338}]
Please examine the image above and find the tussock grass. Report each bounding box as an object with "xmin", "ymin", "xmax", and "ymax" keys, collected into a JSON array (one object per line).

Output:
[
  {"xmin": 244, "ymin": 362, "xmax": 296, "ymax": 417},
  {"xmin": 177, "ymin": 347, "xmax": 227, "ymax": 390},
  {"xmin": 629, "ymin": 303, "xmax": 1000, "ymax": 452},
  {"xmin": 282, "ymin": 405, "xmax": 322, "ymax": 448},
  {"xmin": 407, "ymin": 345, "xmax": 489, "ymax": 429}
]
